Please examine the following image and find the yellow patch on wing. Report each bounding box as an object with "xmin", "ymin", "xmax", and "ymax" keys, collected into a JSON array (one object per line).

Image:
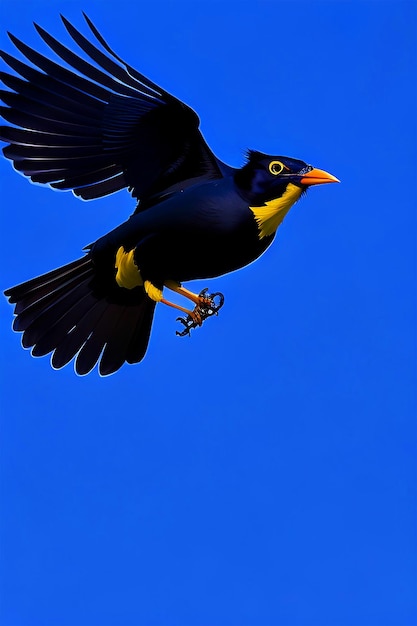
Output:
[
  {"xmin": 249, "ymin": 182, "xmax": 302, "ymax": 239},
  {"xmin": 115, "ymin": 246, "xmax": 143, "ymax": 289},
  {"xmin": 144, "ymin": 280, "xmax": 163, "ymax": 302}
]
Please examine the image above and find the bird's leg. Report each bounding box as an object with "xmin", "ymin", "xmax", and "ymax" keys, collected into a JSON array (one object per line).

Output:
[
  {"xmin": 144, "ymin": 280, "xmax": 224, "ymax": 337},
  {"xmin": 164, "ymin": 281, "xmax": 225, "ymax": 337},
  {"xmin": 164, "ymin": 280, "xmax": 212, "ymax": 307},
  {"xmin": 144, "ymin": 280, "xmax": 203, "ymax": 325},
  {"xmin": 161, "ymin": 299, "xmax": 203, "ymax": 326}
]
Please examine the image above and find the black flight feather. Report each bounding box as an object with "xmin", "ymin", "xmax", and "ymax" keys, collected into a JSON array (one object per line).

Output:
[
  {"xmin": 0, "ymin": 15, "xmax": 226, "ymax": 202},
  {"xmin": 5, "ymin": 256, "xmax": 156, "ymax": 374}
]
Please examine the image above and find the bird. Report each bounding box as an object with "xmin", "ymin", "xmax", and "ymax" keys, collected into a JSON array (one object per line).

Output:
[{"xmin": 0, "ymin": 14, "xmax": 339, "ymax": 376}]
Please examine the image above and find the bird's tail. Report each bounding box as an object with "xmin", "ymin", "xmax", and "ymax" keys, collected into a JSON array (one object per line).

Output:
[{"xmin": 4, "ymin": 255, "xmax": 156, "ymax": 375}]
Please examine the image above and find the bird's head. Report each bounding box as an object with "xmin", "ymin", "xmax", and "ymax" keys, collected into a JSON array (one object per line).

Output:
[
  {"xmin": 235, "ymin": 151, "xmax": 339, "ymax": 239},
  {"xmin": 235, "ymin": 150, "xmax": 339, "ymax": 204}
]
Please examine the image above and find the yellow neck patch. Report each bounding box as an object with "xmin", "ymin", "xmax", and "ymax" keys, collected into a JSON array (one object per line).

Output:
[
  {"xmin": 115, "ymin": 246, "xmax": 143, "ymax": 289},
  {"xmin": 249, "ymin": 182, "xmax": 302, "ymax": 239}
]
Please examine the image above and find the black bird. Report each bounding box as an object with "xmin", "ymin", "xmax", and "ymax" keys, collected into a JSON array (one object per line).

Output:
[{"xmin": 0, "ymin": 15, "xmax": 339, "ymax": 375}]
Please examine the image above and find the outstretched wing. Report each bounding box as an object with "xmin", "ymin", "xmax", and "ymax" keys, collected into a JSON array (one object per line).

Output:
[{"xmin": 0, "ymin": 14, "xmax": 226, "ymax": 204}]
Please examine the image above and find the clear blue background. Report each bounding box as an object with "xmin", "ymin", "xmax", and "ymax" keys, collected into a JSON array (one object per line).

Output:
[{"xmin": 0, "ymin": 1, "xmax": 415, "ymax": 625}]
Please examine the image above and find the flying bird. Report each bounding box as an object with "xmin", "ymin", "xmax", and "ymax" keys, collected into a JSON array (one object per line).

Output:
[{"xmin": 0, "ymin": 15, "xmax": 339, "ymax": 375}]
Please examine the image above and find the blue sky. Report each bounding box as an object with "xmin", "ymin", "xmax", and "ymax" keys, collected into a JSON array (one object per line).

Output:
[{"xmin": 0, "ymin": 1, "xmax": 415, "ymax": 625}]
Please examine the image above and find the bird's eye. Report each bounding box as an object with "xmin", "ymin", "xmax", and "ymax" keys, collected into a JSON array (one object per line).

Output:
[{"xmin": 269, "ymin": 160, "xmax": 285, "ymax": 175}]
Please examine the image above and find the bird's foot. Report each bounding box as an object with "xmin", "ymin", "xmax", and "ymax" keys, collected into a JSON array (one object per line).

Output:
[{"xmin": 176, "ymin": 288, "xmax": 224, "ymax": 337}]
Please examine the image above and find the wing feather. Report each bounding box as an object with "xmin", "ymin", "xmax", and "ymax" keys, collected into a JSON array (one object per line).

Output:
[{"xmin": 0, "ymin": 15, "xmax": 226, "ymax": 203}]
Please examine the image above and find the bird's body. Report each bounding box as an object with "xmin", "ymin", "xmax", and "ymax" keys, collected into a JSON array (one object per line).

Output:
[
  {"xmin": 0, "ymin": 15, "xmax": 338, "ymax": 375},
  {"xmin": 93, "ymin": 175, "xmax": 273, "ymax": 284}
]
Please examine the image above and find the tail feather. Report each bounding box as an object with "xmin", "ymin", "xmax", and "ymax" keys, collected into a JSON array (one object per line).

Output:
[
  {"xmin": 99, "ymin": 305, "xmax": 147, "ymax": 376},
  {"xmin": 15, "ymin": 274, "xmax": 93, "ymax": 335},
  {"xmin": 13, "ymin": 262, "xmax": 93, "ymax": 315},
  {"xmin": 5, "ymin": 257, "xmax": 91, "ymax": 303},
  {"xmin": 126, "ymin": 303, "xmax": 155, "ymax": 364},
  {"xmin": 74, "ymin": 303, "xmax": 125, "ymax": 376},
  {"xmin": 51, "ymin": 298, "xmax": 110, "ymax": 370},
  {"xmin": 5, "ymin": 256, "xmax": 156, "ymax": 375},
  {"xmin": 30, "ymin": 290, "xmax": 98, "ymax": 356}
]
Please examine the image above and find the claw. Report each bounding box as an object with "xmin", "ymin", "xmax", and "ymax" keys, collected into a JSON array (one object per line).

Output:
[
  {"xmin": 175, "ymin": 316, "xmax": 194, "ymax": 337},
  {"xmin": 176, "ymin": 289, "xmax": 225, "ymax": 336},
  {"xmin": 197, "ymin": 287, "xmax": 212, "ymax": 307}
]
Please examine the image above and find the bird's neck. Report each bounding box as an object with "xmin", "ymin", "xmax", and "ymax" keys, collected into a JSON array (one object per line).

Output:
[{"xmin": 249, "ymin": 183, "xmax": 303, "ymax": 239}]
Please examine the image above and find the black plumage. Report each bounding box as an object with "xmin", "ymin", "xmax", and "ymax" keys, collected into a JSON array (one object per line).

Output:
[{"xmin": 1, "ymin": 15, "xmax": 338, "ymax": 375}]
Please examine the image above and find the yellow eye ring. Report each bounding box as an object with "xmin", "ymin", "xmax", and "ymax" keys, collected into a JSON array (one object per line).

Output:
[{"xmin": 269, "ymin": 160, "xmax": 285, "ymax": 175}]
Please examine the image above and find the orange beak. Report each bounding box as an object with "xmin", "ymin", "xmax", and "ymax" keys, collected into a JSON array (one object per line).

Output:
[{"xmin": 300, "ymin": 168, "xmax": 340, "ymax": 186}]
